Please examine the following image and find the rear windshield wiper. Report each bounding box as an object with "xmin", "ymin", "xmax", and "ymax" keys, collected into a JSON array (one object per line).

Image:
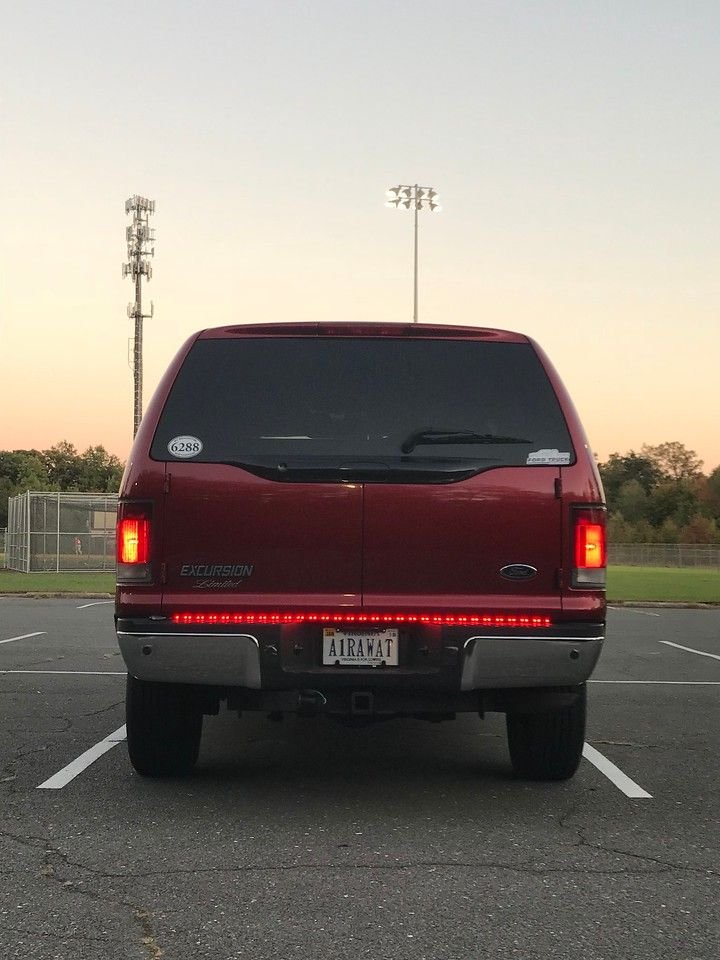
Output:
[{"xmin": 401, "ymin": 429, "xmax": 532, "ymax": 454}]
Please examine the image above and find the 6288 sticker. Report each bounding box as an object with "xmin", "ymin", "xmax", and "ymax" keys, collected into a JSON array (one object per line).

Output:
[{"xmin": 167, "ymin": 435, "xmax": 203, "ymax": 459}]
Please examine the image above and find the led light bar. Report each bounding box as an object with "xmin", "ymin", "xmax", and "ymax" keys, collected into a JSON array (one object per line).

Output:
[{"xmin": 170, "ymin": 612, "xmax": 552, "ymax": 628}]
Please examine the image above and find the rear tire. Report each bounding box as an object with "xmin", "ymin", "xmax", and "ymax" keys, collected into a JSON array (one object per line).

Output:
[
  {"xmin": 506, "ymin": 684, "xmax": 586, "ymax": 781},
  {"xmin": 126, "ymin": 675, "xmax": 203, "ymax": 777}
]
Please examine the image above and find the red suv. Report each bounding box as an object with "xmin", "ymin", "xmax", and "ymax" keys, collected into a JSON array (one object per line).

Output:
[{"xmin": 115, "ymin": 323, "xmax": 606, "ymax": 780}]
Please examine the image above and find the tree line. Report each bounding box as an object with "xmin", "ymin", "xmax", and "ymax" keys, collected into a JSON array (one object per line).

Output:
[
  {"xmin": 0, "ymin": 441, "xmax": 124, "ymax": 527},
  {"xmin": 599, "ymin": 442, "xmax": 720, "ymax": 544},
  {"xmin": 2, "ymin": 438, "xmax": 719, "ymax": 544}
]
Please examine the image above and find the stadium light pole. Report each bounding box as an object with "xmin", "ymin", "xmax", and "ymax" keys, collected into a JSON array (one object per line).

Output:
[
  {"xmin": 386, "ymin": 184, "xmax": 440, "ymax": 322},
  {"xmin": 122, "ymin": 196, "xmax": 156, "ymax": 438}
]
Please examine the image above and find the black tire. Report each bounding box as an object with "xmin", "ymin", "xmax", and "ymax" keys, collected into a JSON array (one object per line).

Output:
[
  {"xmin": 506, "ymin": 684, "xmax": 586, "ymax": 781},
  {"xmin": 126, "ymin": 675, "xmax": 203, "ymax": 777}
]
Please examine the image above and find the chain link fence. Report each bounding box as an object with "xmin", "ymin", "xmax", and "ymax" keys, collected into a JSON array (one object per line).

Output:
[
  {"xmin": 2, "ymin": 494, "xmax": 719, "ymax": 572},
  {"xmin": 5, "ymin": 492, "xmax": 118, "ymax": 572},
  {"xmin": 609, "ymin": 543, "xmax": 720, "ymax": 568}
]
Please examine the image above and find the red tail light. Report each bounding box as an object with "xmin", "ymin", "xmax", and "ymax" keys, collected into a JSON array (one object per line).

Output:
[
  {"xmin": 572, "ymin": 507, "xmax": 606, "ymax": 587},
  {"xmin": 118, "ymin": 519, "xmax": 150, "ymax": 564},
  {"xmin": 117, "ymin": 503, "xmax": 152, "ymax": 582}
]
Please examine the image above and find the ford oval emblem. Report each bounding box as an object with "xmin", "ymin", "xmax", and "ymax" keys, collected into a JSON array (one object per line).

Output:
[{"xmin": 500, "ymin": 564, "xmax": 538, "ymax": 581}]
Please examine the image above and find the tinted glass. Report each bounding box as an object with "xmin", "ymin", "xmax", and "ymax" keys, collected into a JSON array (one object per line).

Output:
[{"xmin": 151, "ymin": 338, "xmax": 574, "ymax": 476}]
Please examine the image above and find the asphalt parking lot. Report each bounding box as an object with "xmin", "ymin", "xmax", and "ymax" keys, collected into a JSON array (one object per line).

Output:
[{"xmin": 1, "ymin": 598, "xmax": 718, "ymax": 959}]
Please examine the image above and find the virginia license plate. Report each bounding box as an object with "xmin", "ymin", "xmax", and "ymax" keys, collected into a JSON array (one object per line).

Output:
[{"xmin": 322, "ymin": 627, "xmax": 399, "ymax": 667}]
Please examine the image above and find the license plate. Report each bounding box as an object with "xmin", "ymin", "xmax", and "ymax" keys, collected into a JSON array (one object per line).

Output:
[{"xmin": 322, "ymin": 627, "xmax": 399, "ymax": 667}]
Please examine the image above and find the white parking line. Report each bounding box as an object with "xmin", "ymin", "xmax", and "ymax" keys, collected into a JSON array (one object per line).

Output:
[
  {"xmin": 37, "ymin": 725, "xmax": 127, "ymax": 789},
  {"xmin": 583, "ymin": 742, "xmax": 652, "ymax": 798},
  {"xmin": 0, "ymin": 670, "xmax": 124, "ymax": 676},
  {"xmin": 659, "ymin": 641, "xmax": 720, "ymax": 662},
  {"xmin": 590, "ymin": 680, "xmax": 720, "ymax": 684},
  {"xmin": 0, "ymin": 631, "xmax": 47, "ymax": 646},
  {"xmin": 608, "ymin": 607, "xmax": 661, "ymax": 617},
  {"xmin": 76, "ymin": 600, "xmax": 114, "ymax": 609}
]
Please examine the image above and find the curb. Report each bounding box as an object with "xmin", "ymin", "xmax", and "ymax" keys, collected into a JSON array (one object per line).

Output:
[
  {"xmin": 0, "ymin": 593, "xmax": 114, "ymax": 600},
  {"xmin": 608, "ymin": 601, "xmax": 720, "ymax": 609}
]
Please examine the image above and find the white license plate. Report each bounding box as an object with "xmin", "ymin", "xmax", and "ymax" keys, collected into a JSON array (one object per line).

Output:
[{"xmin": 322, "ymin": 627, "xmax": 399, "ymax": 667}]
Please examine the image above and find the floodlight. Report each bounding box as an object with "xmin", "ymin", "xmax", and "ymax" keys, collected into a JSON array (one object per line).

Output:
[{"xmin": 384, "ymin": 183, "xmax": 440, "ymax": 323}]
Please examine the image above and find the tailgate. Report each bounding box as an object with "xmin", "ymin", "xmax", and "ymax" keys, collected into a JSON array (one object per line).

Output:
[
  {"xmin": 160, "ymin": 464, "xmax": 363, "ymax": 611},
  {"xmin": 362, "ymin": 467, "xmax": 562, "ymax": 616}
]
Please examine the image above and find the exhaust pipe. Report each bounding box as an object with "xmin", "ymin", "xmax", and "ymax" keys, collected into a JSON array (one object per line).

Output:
[{"xmin": 297, "ymin": 689, "xmax": 327, "ymax": 717}]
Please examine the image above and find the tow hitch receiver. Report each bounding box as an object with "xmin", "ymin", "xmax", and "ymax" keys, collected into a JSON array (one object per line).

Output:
[{"xmin": 351, "ymin": 691, "xmax": 374, "ymax": 716}]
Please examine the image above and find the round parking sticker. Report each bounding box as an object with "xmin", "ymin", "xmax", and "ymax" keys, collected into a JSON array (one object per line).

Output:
[{"xmin": 167, "ymin": 435, "xmax": 203, "ymax": 459}]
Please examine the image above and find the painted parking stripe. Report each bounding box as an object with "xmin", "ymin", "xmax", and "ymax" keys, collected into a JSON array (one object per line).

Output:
[
  {"xmin": 37, "ymin": 725, "xmax": 127, "ymax": 790},
  {"xmin": 0, "ymin": 670, "xmax": 124, "ymax": 676},
  {"xmin": 590, "ymin": 679, "xmax": 720, "ymax": 684},
  {"xmin": 659, "ymin": 640, "xmax": 720, "ymax": 662},
  {"xmin": 0, "ymin": 631, "xmax": 47, "ymax": 646},
  {"xmin": 608, "ymin": 607, "xmax": 661, "ymax": 617},
  {"xmin": 77, "ymin": 600, "xmax": 113, "ymax": 609},
  {"xmin": 583, "ymin": 743, "xmax": 652, "ymax": 798}
]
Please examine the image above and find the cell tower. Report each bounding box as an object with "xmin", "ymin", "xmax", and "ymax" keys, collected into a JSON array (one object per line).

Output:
[{"xmin": 122, "ymin": 196, "xmax": 156, "ymax": 438}]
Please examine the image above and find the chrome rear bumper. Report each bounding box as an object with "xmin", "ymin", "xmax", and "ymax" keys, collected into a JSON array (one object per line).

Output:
[
  {"xmin": 117, "ymin": 630, "xmax": 603, "ymax": 689},
  {"xmin": 460, "ymin": 635, "xmax": 603, "ymax": 689},
  {"xmin": 117, "ymin": 632, "xmax": 262, "ymax": 687}
]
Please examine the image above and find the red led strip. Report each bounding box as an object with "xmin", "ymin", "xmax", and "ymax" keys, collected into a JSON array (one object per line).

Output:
[{"xmin": 170, "ymin": 612, "xmax": 551, "ymax": 628}]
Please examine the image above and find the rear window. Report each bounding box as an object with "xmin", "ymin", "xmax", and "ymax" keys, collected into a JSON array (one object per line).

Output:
[{"xmin": 151, "ymin": 338, "xmax": 574, "ymax": 480}]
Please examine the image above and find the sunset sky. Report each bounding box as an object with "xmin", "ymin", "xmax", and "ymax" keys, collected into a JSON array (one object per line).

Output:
[{"xmin": 2, "ymin": 1, "xmax": 719, "ymax": 473}]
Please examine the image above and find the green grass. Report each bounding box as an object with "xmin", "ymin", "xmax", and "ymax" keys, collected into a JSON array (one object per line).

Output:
[
  {"xmin": 0, "ymin": 564, "xmax": 717, "ymax": 603},
  {"xmin": 0, "ymin": 569, "xmax": 114, "ymax": 594},
  {"xmin": 607, "ymin": 565, "xmax": 720, "ymax": 603}
]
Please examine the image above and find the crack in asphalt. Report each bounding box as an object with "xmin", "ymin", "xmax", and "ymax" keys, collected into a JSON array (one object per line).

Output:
[
  {"xmin": 49, "ymin": 715, "xmax": 74, "ymax": 734},
  {"xmin": 575, "ymin": 834, "xmax": 719, "ymax": 877},
  {"xmin": 0, "ymin": 707, "xmax": 115, "ymax": 793},
  {"xmin": 134, "ymin": 908, "xmax": 165, "ymax": 959},
  {"xmin": 0, "ymin": 713, "xmax": 77, "ymax": 790},
  {"xmin": 555, "ymin": 796, "xmax": 719, "ymax": 879},
  {"xmin": 1, "ymin": 806, "xmax": 716, "ymax": 960},
  {"xmin": 3, "ymin": 823, "xmax": 716, "ymax": 885},
  {"xmin": 27, "ymin": 853, "xmax": 720, "ymax": 880},
  {"xmin": 0, "ymin": 828, "xmax": 164, "ymax": 958},
  {"xmin": 590, "ymin": 739, "xmax": 658, "ymax": 748},
  {"xmin": 16, "ymin": 655, "xmax": 68, "ymax": 669},
  {"xmin": 10, "ymin": 737, "xmax": 59, "ymax": 766},
  {"xmin": 81, "ymin": 699, "xmax": 124, "ymax": 718},
  {"xmin": 0, "ymin": 759, "xmax": 19, "ymax": 794}
]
